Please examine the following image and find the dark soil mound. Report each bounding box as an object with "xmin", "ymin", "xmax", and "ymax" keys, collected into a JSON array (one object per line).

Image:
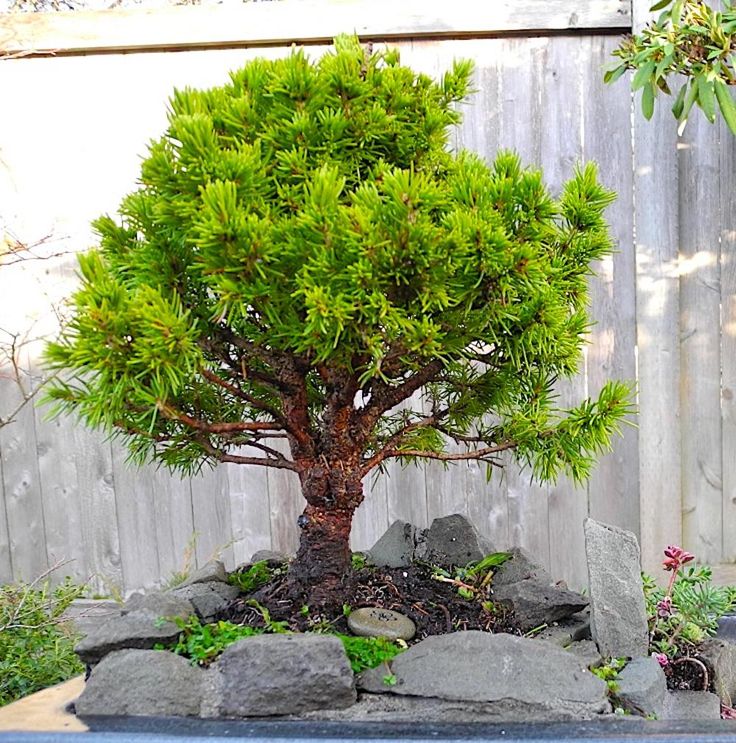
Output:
[{"xmin": 217, "ymin": 563, "xmax": 520, "ymax": 642}]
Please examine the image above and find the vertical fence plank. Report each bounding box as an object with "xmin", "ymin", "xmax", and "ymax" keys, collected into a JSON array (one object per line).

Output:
[
  {"xmin": 582, "ymin": 35, "xmax": 639, "ymax": 536},
  {"xmin": 150, "ymin": 470, "xmax": 195, "ymax": 583},
  {"xmin": 73, "ymin": 430, "xmax": 123, "ymax": 596},
  {"xmin": 632, "ymin": 0, "xmax": 682, "ymax": 576},
  {"xmin": 680, "ymin": 113, "xmax": 723, "ymax": 564},
  {"xmin": 267, "ymin": 439, "xmax": 304, "ymax": 556},
  {"xmin": 494, "ymin": 36, "xmax": 554, "ymax": 568},
  {"xmin": 721, "ymin": 114, "xmax": 736, "ymax": 563},
  {"xmin": 0, "ymin": 351, "xmax": 48, "ymax": 582},
  {"xmin": 190, "ymin": 465, "xmax": 234, "ymax": 570},
  {"xmin": 0, "ymin": 438, "xmax": 12, "ymax": 583},
  {"xmin": 110, "ymin": 443, "xmax": 162, "ymax": 591},
  {"xmin": 351, "ymin": 474, "xmax": 389, "ymax": 552},
  {"xmin": 538, "ymin": 35, "xmax": 591, "ymax": 587},
  {"xmin": 226, "ymin": 459, "xmax": 271, "ymax": 567}
]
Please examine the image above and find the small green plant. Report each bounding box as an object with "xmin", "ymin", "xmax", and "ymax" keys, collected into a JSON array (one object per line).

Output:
[
  {"xmin": 591, "ymin": 656, "xmax": 627, "ymax": 696},
  {"xmin": 228, "ymin": 560, "xmax": 286, "ymax": 594},
  {"xmin": 431, "ymin": 551, "xmax": 512, "ymax": 601},
  {"xmin": 335, "ymin": 635, "xmax": 405, "ymax": 673},
  {"xmin": 644, "ymin": 546, "xmax": 736, "ymax": 664},
  {"xmin": 383, "ymin": 673, "xmax": 398, "ymax": 686},
  {"xmin": 161, "ymin": 532, "xmax": 198, "ymax": 589},
  {"xmin": 0, "ymin": 565, "xmax": 86, "ymax": 706},
  {"xmin": 351, "ymin": 553, "xmax": 368, "ymax": 571},
  {"xmin": 157, "ymin": 615, "xmax": 265, "ymax": 666}
]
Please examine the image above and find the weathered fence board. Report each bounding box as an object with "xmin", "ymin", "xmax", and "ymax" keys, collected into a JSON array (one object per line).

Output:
[
  {"xmin": 680, "ymin": 114, "xmax": 724, "ymax": 565},
  {"xmin": 0, "ymin": 0, "xmax": 631, "ymax": 56},
  {"xmin": 632, "ymin": 0, "xmax": 683, "ymax": 576},
  {"xmin": 3, "ymin": 0, "xmax": 736, "ymax": 595},
  {"xmin": 721, "ymin": 121, "xmax": 736, "ymax": 564}
]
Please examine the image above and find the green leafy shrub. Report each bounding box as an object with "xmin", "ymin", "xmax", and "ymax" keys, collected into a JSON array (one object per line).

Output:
[
  {"xmin": 158, "ymin": 613, "xmax": 405, "ymax": 672},
  {"xmin": 644, "ymin": 545, "xmax": 736, "ymax": 663},
  {"xmin": 334, "ymin": 634, "xmax": 405, "ymax": 673},
  {"xmin": 227, "ymin": 559, "xmax": 286, "ymax": 593},
  {"xmin": 606, "ymin": 0, "xmax": 736, "ymax": 134},
  {"xmin": 0, "ymin": 572, "xmax": 86, "ymax": 706}
]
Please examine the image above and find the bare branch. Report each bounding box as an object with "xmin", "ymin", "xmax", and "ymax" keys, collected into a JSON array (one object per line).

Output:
[
  {"xmin": 157, "ymin": 402, "xmax": 283, "ymax": 435},
  {"xmin": 195, "ymin": 434, "xmax": 298, "ymax": 471},
  {"xmin": 375, "ymin": 440, "xmax": 518, "ymax": 468}
]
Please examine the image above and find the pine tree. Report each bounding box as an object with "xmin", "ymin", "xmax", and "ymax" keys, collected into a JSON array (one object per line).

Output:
[{"xmin": 46, "ymin": 36, "xmax": 631, "ymax": 606}]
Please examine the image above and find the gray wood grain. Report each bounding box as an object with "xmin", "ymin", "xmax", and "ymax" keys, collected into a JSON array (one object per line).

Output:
[
  {"xmin": 583, "ymin": 35, "xmax": 639, "ymax": 536},
  {"xmin": 679, "ymin": 112, "xmax": 723, "ymax": 565},
  {"xmin": 720, "ymin": 114, "xmax": 736, "ymax": 563},
  {"xmin": 190, "ymin": 464, "xmax": 235, "ymax": 570},
  {"xmin": 226, "ymin": 456, "xmax": 271, "ymax": 566},
  {"xmin": 0, "ymin": 0, "xmax": 632, "ymax": 57}
]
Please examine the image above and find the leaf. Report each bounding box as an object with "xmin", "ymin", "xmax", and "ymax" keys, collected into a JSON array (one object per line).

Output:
[
  {"xmin": 642, "ymin": 82, "xmax": 656, "ymax": 120},
  {"xmin": 632, "ymin": 60, "xmax": 656, "ymax": 91},
  {"xmin": 603, "ymin": 64, "xmax": 628, "ymax": 85},
  {"xmin": 671, "ymin": 84, "xmax": 687, "ymax": 119},
  {"xmin": 649, "ymin": 0, "xmax": 672, "ymax": 9},
  {"xmin": 715, "ymin": 78, "xmax": 736, "ymax": 135},
  {"xmin": 697, "ymin": 75, "xmax": 717, "ymax": 122}
]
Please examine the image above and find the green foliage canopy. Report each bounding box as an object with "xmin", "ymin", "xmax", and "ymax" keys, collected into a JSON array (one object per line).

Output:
[
  {"xmin": 46, "ymin": 37, "xmax": 630, "ymax": 486},
  {"xmin": 607, "ymin": 0, "xmax": 736, "ymax": 134}
]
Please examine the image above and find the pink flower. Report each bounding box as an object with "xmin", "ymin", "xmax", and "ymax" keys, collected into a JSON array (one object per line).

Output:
[
  {"xmin": 662, "ymin": 545, "xmax": 694, "ymax": 572},
  {"xmin": 652, "ymin": 652, "xmax": 669, "ymax": 667},
  {"xmin": 656, "ymin": 596, "xmax": 673, "ymax": 618}
]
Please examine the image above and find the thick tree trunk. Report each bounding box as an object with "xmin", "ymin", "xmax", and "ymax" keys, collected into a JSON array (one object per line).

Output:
[{"xmin": 288, "ymin": 461, "xmax": 364, "ymax": 608}]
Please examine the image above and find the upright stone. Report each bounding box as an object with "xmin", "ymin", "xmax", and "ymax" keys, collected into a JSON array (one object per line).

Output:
[
  {"xmin": 584, "ymin": 518, "xmax": 648, "ymax": 658},
  {"xmin": 616, "ymin": 657, "xmax": 667, "ymax": 717},
  {"xmin": 367, "ymin": 521, "xmax": 417, "ymax": 568},
  {"xmin": 415, "ymin": 514, "xmax": 494, "ymax": 567}
]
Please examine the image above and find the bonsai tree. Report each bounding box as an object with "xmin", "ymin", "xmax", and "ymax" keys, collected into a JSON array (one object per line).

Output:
[
  {"xmin": 46, "ymin": 36, "xmax": 630, "ymax": 607},
  {"xmin": 606, "ymin": 0, "xmax": 736, "ymax": 134}
]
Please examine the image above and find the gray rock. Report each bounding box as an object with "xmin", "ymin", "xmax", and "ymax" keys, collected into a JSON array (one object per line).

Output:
[
  {"xmin": 62, "ymin": 599, "xmax": 122, "ymax": 640},
  {"xmin": 492, "ymin": 547, "xmax": 551, "ymax": 587},
  {"xmin": 717, "ymin": 614, "xmax": 736, "ymax": 643},
  {"xmin": 75, "ymin": 611, "xmax": 184, "ymax": 665},
  {"xmin": 358, "ymin": 631, "xmax": 609, "ymax": 718},
  {"xmin": 249, "ymin": 550, "xmax": 289, "ymax": 564},
  {"xmin": 584, "ymin": 518, "xmax": 648, "ymax": 659},
  {"xmin": 415, "ymin": 514, "xmax": 494, "ymax": 568},
  {"xmin": 75, "ymin": 649, "xmax": 202, "ymax": 717},
  {"xmin": 661, "ymin": 690, "xmax": 722, "ymax": 720},
  {"xmin": 534, "ymin": 614, "xmax": 591, "ymax": 647},
  {"xmin": 700, "ymin": 638, "xmax": 736, "ymax": 706},
  {"xmin": 367, "ymin": 521, "xmax": 418, "ymax": 568},
  {"xmin": 492, "ymin": 578, "xmax": 589, "ymax": 632},
  {"xmin": 179, "ymin": 559, "xmax": 228, "ymax": 587},
  {"xmin": 202, "ymin": 634, "xmax": 356, "ymax": 717},
  {"xmin": 171, "ymin": 581, "xmax": 240, "ymax": 622},
  {"xmin": 296, "ymin": 692, "xmax": 603, "ymax": 723},
  {"xmin": 616, "ymin": 657, "xmax": 667, "ymax": 717},
  {"xmin": 566, "ymin": 639, "xmax": 603, "ymax": 669},
  {"xmin": 347, "ymin": 607, "xmax": 416, "ymax": 641},
  {"xmin": 122, "ymin": 591, "xmax": 194, "ymax": 619}
]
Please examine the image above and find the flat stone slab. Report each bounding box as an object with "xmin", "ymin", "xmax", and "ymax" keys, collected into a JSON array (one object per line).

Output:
[
  {"xmin": 171, "ymin": 581, "xmax": 240, "ymax": 622},
  {"xmin": 661, "ymin": 690, "xmax": 722, "ymax": 720},
  {"xmin": 179, "ymin": 559, "xmax": 228, "ymax": 587},
  {"xmin": 359, "ymin": 631, "xmax": 609, "ymax": 719},
  {"xmin": 492, "ymin": 578, "xmax": 589, "ymax": 632},
  {"xmin": 75, "ymin": 612, "xmax": 184, "ymax": 666},
  {"xmin": 584, "ymin": 518, "xmax": 648, "ymax": 659},
  {"xmin": 76, "ymin": 649, "xmax": 203, "ymax": 718},
  {"xmin": 122, "ymin": 591, "xmax": 193, "ymax": 619},
  {"xmin": 700, "ymin": 638, "xmax": 736, "ymax": 705},
  {"xmin": 492, "ymin": 547, "xmax": 551, "ymax": 587},
  {"xmin": 348, "ymin": 607, "xmax": 416, "ymax": 641},
  {"xmin": 202, "ymin": 634, "xmax": 356, "ymax": 718}
]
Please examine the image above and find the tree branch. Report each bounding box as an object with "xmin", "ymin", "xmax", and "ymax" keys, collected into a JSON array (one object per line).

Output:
[
  {"xmin": 195, "ymin": 434, "xmax": 298, "ymax": 471},
  {"xmin": 157, "ymin": 403, "xmax": 283, "ymax": 435},
  {"xmin": 363, "ymin": 440, "xmax": 517, "ymax": 475}
]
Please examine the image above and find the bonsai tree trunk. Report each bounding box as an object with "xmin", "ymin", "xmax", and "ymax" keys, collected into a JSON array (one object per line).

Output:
[{"xmin": 288, "ymin": 443, "xmax": 365, "ymax": 607}]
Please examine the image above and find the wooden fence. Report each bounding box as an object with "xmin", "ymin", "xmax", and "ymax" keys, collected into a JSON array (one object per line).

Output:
[{"xmin": 0, "ymin": 0, "xmax": 732, "ymax": 596}]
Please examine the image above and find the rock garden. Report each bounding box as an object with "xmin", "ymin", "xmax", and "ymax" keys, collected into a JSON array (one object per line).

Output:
[{"xmin": 71, "ymin": 515, "xmax": 736, "ymax": 724}]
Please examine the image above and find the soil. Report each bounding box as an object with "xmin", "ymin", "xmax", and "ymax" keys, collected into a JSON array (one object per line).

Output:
[
  {"xmin": 663, "ymin": 653, "xmax": 714, "ymax": 693},
  {"xmin": 216, "ymin": 562, "xmax": 521, "ymax": 642}
]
